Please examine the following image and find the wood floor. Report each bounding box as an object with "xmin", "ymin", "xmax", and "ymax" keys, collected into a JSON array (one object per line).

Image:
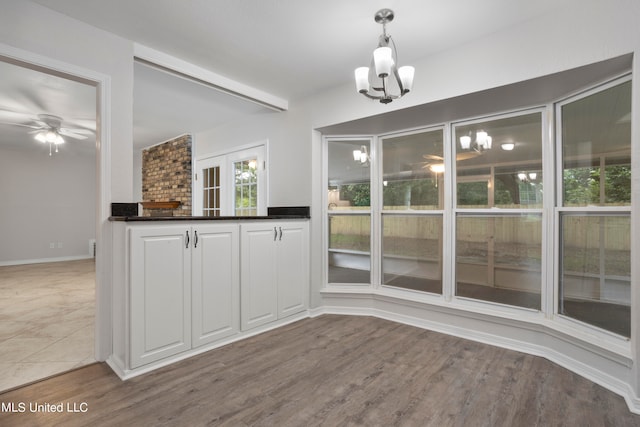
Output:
[{"xmin": 1, "ymin": 315, "xmax": 638, "ymax": 426}]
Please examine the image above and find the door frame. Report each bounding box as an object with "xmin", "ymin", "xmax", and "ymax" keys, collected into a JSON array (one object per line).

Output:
[
  {"xmin": 0, "ymin": 42, "xmax": 112, "ymax": 361},
  {"xmin": 194, "ymin": 140, "xmax": 268, "ymax": 216}
]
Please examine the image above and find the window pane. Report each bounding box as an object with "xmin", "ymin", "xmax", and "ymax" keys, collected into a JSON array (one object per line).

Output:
[
  {"xmin": 559, "ymin": 214, "xmax": 630, "ymax": 337},
  {"xmin": 562, "ymin": 81, "xmax": 631, "ymax": 207},
  {"xmin": 328, "ymin": 140, "xmax": 371, "ymax": 211},
  {"xmin": 455, "ymin": 113, "xmax": 543, "ymax": 209},
  {"xmin": 328, "ymin": 215, "xmax": 370, "ymax": 283},
  {"xmin": 202, "ymin": 166, "xmax": 221, "ymax": 217},
  {"xmin": 382, "ymin": 215, "xmax": 442, "ymax": 294},
  {"xmin": 382, "ymin": 130, "xmax": 443, "ymax": 210},
  {"xmin": 234, "ymin": 159, "xmax": 258, "ymax": 216},
  {"xmin": 456, "ymin": 214, "xmax": 541, "ymax": 310}
]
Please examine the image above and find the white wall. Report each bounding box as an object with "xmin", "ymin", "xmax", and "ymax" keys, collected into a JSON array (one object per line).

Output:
[
  {"xmin": 195, "ymin": 108, "xmax": 312, "ymax": 207},
  {"xmin": 0, "ymin": 146, "xmax": 96, "ymax": 264}
]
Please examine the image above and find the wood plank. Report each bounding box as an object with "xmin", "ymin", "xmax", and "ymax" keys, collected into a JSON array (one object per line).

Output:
[{"xmin": 1, "ymin": 315, "xmax": 638, "ymax": 426}]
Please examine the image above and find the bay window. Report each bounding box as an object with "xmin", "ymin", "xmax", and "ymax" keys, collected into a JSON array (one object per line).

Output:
[{"xmin": 323, "ymin": 72, "xmax": 632, "ymax": 342}]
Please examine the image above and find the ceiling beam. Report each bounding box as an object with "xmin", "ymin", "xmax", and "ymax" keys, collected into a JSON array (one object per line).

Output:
[{"xmin": 133, "ymin": 44, "xmax": 288, "ymax": 112}]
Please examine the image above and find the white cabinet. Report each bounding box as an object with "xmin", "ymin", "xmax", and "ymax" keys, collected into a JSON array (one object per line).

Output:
[
  {"xmin": 128, "ymin": 223, "xmax": 239, "ymax": 369},
  {"xmin": 129, "ymin": 225, "xmax": 191, "ymax": 368},
  {"xmin": 240, "ymin": 221, "xmax": 309, "ymax": 331},
  {"xmin": 191, "ymin": 224, "xmax": 239, "ymax": 347},
  {"xmin": 110, "ymin": 218, "xmax": 308, "ymax": 376}
]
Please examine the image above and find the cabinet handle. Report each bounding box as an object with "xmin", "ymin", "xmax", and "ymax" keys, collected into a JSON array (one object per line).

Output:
[
  {"xmin": 185, "ymin": 230, "xmax": 190, "ymax": 249},
  {"xmin": 278, "ymin": 227, "xmax": 283, "ymax": 241},
  {"xmin": 273, "ymin": 227, "xmax": 278, "ymax": 241},
  {"xmin": 194, "ymin": 230, "xmax": 199, "ymax": 248}
]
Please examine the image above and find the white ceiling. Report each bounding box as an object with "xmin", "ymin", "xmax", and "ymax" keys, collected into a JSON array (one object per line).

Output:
[{"xmin": 2, "ymin": 1, "xmax": 581, "ymax": 153}]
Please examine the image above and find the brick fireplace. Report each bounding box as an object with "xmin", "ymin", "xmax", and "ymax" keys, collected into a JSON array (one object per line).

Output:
[{"xmin": 142, "ymin": 134, "xmax": 192, "ymax": 216}]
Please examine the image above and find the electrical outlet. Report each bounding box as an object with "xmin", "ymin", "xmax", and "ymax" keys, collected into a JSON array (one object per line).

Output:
[
  {"xmin": 57, "ymin": 242, "xmax": 63, "ymax": 248},
  {"xmin": 49, "ymin": 243, "xmax": 55, "ymax": 249}
]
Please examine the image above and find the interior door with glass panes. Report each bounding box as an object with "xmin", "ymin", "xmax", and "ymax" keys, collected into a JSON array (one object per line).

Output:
[
  {"xmin": 195, "ymin": 156, "xmax": 226, "ymax": 217},
  {"xmin": 195, "ymin": 144, "xmax": 266, "ymax": 217}
]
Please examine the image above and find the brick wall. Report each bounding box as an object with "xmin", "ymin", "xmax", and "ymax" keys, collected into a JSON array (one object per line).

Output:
[{"xmin": 142, "ymin": 134, "xmax": 192, "ymax": 216}]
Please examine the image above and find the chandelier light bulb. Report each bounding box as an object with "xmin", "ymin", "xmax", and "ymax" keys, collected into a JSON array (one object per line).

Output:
[
  {"xmin": 398, "ymin": 66, "xmax": 415, "ymax": 93},
  {"xmin": 459, "ymin": 135, "xmax": 472, "ymax": 150},
  {"xmin": 354, "ymin": 67, "xmax": 370, "ymax": 93},
  {"xmin": 373, "ymin": 47, "xmax": 393, "ymax": 77}
]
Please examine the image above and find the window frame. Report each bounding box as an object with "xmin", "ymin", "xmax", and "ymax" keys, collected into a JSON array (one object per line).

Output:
[{"xmin": 553, "ymin": 74, "xmax": 632, "ymax": 338}]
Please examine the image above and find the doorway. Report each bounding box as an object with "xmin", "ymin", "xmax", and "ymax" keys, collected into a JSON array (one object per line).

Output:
[{"xmin": 0, "ymin": 56, "xmax": 98, "ymax": 391}]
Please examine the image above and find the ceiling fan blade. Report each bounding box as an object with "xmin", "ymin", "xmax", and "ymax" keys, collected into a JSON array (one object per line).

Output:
[
  {"xmin": 61, "ymin": 127, "xmax": 94, "ymax": 135},
  {"xmin": 58, "ymin": 128, "xmax": 89, "ymax": 140},
  {"xmin": 455, "ymin": 151, "xmax": 483, "ymax": 161},
  {"xmin": 0, "ymin": 122, "xmax": 42, "ymax": 130},
  {"xmin": 15, "ymin": 87, "xmax": 48, "ymax": 112},
  {"xmin": 64, "ymin": 118, "xmax": 96, "ymax": 131},
  {"xmin": 422, "ymin": 154, "xmax": 444, "ymax": 161},
  {"xmin": 0, "ymin": 109, "xmax": 35, "ymax": 124}
]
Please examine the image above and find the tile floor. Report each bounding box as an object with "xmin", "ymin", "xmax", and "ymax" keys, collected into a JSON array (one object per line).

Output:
[{"xmin": 0, "ymin": 259, "xmax": 95, "ymax": 392}]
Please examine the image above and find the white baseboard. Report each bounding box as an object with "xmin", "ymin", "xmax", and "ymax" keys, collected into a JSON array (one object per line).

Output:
[{"xmin": 0, "ymin": 255, "xmax": 94, "ymax": 267}]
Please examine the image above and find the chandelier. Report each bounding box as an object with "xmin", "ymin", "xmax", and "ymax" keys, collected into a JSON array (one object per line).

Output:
[
  {"xmin": 459, "ymin": 131, "xmax": 492, "ymax": 152},
  {"xmin": 354, "ymin": 9, "xmax": 415, "ymax": 104},
  {"xmin": 34, "ymin": 129, "xmax": 65, "ymax": 156}
]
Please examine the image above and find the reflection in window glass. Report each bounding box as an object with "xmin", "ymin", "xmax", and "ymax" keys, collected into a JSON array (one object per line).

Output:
[
  {"xmin": 559, "ymin": 215, "xmax": 630, "ymax": 337},
  {"xmin": 382, "ymin": 215, "xmax": 442, "ymax": 294},
  {"xmin": 327, "ymin": 140, "xmax": 371, "ymax": 211},
  {"xmin": 382, "ymin": 130, "xmax": 444, "ymax": 210},
  {"xmin": 455, "ymin": 113, "xmax": 543, "ymax": 209},
  {"xmin": 328, "ymin": 215, "xmax": 370, "ymax": 283},
  {"xmin": 562, "ymin": 80, "xmax": 631, "ymax": 207},
  {"xmin": 456, "ymin": 214, "xmax": 541, "ymax": 310}
]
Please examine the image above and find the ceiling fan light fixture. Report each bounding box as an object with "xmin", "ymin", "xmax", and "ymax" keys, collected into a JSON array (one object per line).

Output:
[
  {"xmin": 429, "ymin": 163, "xmax": 445, "ymax": 174},
  {"xmin": 354, "ymin": 8, "xmax": 414, "ymax": 104},
  {"xmin": 34, "ymin": 132, "xmax": 47, "ymax": 143}
]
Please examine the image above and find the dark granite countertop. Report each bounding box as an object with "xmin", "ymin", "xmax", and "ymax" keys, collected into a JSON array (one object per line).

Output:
[
  {"xmin": 109, "ymin": 205, "xmax": 310, "ymax": 222},
  {"xmin": 109, "ymin": 214, "xmax": 310, "ymax": 222}
]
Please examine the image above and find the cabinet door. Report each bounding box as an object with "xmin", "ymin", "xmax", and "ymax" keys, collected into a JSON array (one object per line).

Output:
[
  {"xmin": 130, "ymin": 226, "xmax": 191, "ymax": 368},
  {"xmin": 192, "ymin": 224, "xmax": 239, "ymax": 347},
  {"xmin": 277, "ymin": 222, "xmax": 309, "ymax": 318},
  {"xmin": 240, "ymin": 223, "xmax": 278, "ymax": 330}
]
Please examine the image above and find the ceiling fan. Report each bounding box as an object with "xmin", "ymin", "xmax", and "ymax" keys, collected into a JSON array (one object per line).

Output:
[
  {"xmin": 0, "ymin": 111, "xmax": 94, "ymax": 155},
  {"xmin": 421, "ymin": 151, "xmax": 482, "ymax": 173}
]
